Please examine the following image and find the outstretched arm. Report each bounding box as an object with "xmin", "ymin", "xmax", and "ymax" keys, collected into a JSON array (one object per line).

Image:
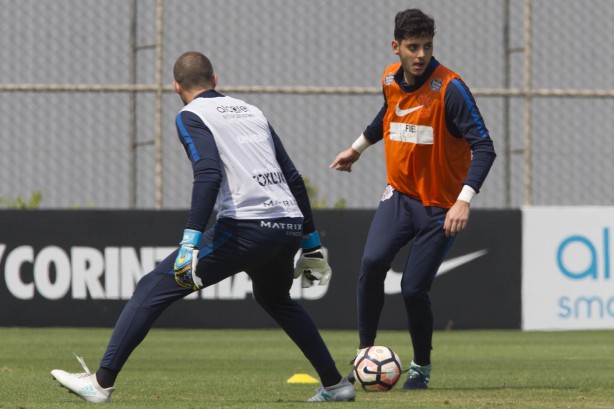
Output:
[
  {"xmin": 329, "ymin": 146, "xmax": 363, "ymax": 173},
  {"xmin": 330, "ymin": 101, "xmax": 385, "ymax": 173}
]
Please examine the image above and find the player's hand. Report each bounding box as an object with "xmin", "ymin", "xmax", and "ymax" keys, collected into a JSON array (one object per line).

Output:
[
  {"xmin": 443, "ymin": 200, "xmax": 470, "ymax": 237},
  {"xmin": 174, "ymin": 229, "xmax": 203, "ymax": 290},
  {"xmin": 293, "ymin": 231, "xmax": 332, "ymax": 287},
  {"xmin": 329, "ymin": 148, "xmax": 361, "ymax": 173},
  {"xmin": 294, "ymin": 249, "xmax": 332, "ymax": 288}
]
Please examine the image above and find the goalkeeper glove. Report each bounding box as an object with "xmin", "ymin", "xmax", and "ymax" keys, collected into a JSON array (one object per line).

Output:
[
  {"xmin": 293, "ymin": 231, "xmax": 332, "ymax": 288},
  {"xmin": 174, "ymin": 229, "xmax": 203, "ymax": 290}
]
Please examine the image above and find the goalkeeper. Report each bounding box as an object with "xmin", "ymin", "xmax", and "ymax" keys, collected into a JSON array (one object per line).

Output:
[{"xmin": 51, "ymin": 51, "xmax": 355, "ymax": 403}]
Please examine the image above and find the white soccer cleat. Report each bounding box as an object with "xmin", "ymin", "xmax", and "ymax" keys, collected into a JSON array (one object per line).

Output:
[
  {"xmin": 308, "ymin": 376, "xmax": 356, "ymax": 402},
  {"xmin": 51, "ymin": 370, "xmax": 114, "ymax": 403},
  {"xmin": 51, "ymin": 353, "xmax": 114, "ymax": 403}
]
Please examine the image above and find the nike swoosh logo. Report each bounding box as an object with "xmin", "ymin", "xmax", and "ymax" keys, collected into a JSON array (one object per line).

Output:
[
  {"xmin": 437, "ymin": 250, "xmax": 488, "ymax": 276},
  {"xmin": 395, "ymin": 104, "xmax": 423, "ymax": 117},
  {"xmin": 384, "ymin": 249, "xmax": 488, "ymax": 294}
]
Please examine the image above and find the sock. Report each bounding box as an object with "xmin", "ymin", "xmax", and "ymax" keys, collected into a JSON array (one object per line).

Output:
[
  {"xmin": 410, "ymin": 361, "xmax": 431, "ymax": 377},
  {"xmin": 321, "ymin": 370, "xmax": 342, "ymax": 388},
  {"xmin": 96, "ymin": 367, "xmax": 119, "ymax": 389}
]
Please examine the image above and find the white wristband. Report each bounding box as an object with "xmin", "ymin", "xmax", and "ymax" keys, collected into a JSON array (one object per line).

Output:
[
  {"xmin": 457, "ymin": 185, "xmax": 477, "ymax": 204},
  {"xmin": 351, "ymin": 134, "xmax": 371, "ymax": 154}
]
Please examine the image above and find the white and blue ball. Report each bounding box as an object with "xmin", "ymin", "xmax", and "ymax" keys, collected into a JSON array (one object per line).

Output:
[{"xmin": 353, "ymin": 346, "xmax": 402, "ymax": 392}]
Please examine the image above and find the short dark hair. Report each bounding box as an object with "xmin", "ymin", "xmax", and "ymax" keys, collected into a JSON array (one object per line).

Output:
[
  {"xmin": 173, "ymin": 51, "xmax": 215, "ymax": 91},
  {"xmin": 394, "ymin": 9, "xmax": 435, "ymax": 41}
]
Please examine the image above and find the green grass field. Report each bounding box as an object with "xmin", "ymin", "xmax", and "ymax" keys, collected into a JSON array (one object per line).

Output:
[{"xmin": 1, "ymin": 328, "xmax": 612, "ymax": 408}]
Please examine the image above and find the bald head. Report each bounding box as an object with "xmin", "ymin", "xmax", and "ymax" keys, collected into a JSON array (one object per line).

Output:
[{"xmin": 173, "ymin": 51, "xmax": 215, "ymax": 91}]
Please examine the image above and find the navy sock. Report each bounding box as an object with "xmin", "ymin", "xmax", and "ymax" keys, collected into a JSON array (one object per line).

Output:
[
  {"xmin": 321, "ymin": 370, "xmax": 342, "ymax": 388},
  {"xmin": 96, "ymin": 367, "xmax": 118, "ymax": 389}
]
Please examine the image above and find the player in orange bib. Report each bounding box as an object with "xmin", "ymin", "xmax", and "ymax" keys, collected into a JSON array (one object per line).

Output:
[{"xmin": 331, "ymin": 8, "xmax": 496, "ymax": 390}]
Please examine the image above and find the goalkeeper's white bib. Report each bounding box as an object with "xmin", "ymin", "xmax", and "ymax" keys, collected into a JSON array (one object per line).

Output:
[{"xmin": 182, "ymin": 96, "xmax": 303, "ymax": 221}]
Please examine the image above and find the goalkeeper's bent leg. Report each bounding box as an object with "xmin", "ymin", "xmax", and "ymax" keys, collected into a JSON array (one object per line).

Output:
[{"xmin": 250, "ymin": 246, "xmax": 342, "ymax": 388}]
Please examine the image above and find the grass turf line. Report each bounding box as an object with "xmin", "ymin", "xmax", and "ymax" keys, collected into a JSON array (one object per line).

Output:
[{"xmin": 0, "ymin": 328, "xmax": 613, "ymax": 408}]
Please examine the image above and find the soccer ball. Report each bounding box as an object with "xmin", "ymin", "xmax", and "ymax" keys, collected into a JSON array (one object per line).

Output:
[{"xmin": 353, "ymin": 346, "xmax": 402, "ymax": 392}]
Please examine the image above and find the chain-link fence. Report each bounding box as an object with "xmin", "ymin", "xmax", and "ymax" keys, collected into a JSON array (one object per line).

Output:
[{"xmin": 1, "ymin": 0, "xmax": 612, "ymax": 209}]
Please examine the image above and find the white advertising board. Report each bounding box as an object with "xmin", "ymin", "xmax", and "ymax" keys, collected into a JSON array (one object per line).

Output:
[{"xmin": 522, "ymin": 207, "xmax": 614, "ymax": 330}]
